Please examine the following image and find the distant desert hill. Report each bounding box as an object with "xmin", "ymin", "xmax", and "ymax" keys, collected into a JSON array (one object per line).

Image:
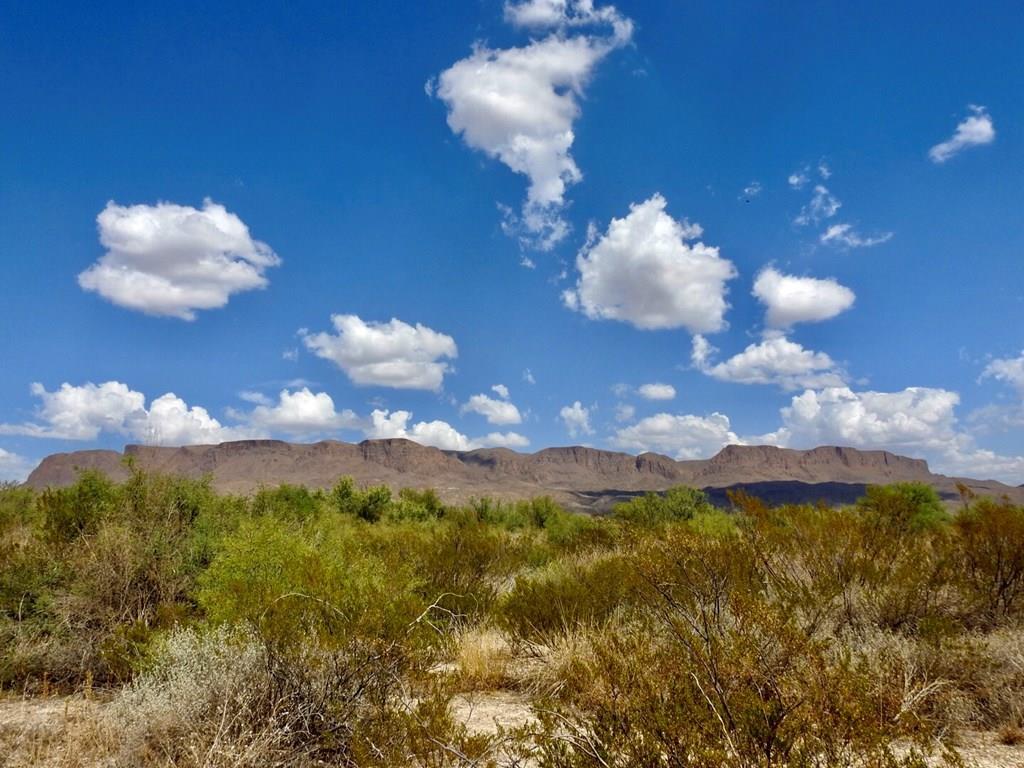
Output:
[{"xmin": 24, "ymin": 439, "xmax": 1024, "ymax": 511}]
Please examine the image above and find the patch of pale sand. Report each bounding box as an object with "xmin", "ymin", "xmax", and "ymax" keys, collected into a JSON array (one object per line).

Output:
[
  {"xmin": 450, "ymin": 690, "xmax": 536, "ymax": 736},
  {"xmin": 939, "ymin": 731, "xmax": 1024, "ymax": 768}
]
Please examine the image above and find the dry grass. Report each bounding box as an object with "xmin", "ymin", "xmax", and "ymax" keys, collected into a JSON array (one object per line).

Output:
[
  {"xmin": 997, "ymin": 724, "xmax": 1024, "ymax": 746},
  {"xmin": 453, "ymin": 625, "xmax": 515, "ymax": 691},
  {"xmin": 0, "ymin": 696, "xmax": 116, "ymax": 768}
]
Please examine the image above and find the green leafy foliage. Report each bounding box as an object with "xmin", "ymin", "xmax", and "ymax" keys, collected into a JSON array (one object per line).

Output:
[{"xmin": 1, "ymin": 472, "xmax": 1021, "ymax": 765}]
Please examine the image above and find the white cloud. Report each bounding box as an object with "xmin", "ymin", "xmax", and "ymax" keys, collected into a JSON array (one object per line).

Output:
[
  {"xmin": 139, "ymin": 393, "xmax": 251, "ymax": 445},
  {"xmin": 794, "ymin": 185, "xmax": 841, "ymax": 226},
  {"xmin": 238, "ymin": 390, "xmax": 272, "ymax": 406},
  {"xmin": 767, "ymin": 384, "xmax": 1024, "ymax": 483},
  {"xmin": 817, "ymin": 161, "xmax": 832, "ymax": 179},
  {"xmin": 523, "ymin": 369, "xmax": 536, "ymax": 385},
  {"xmin": 690, "ymin": 334, "xmax": 714, "ymax": 369},
  {"xmin": 981, "ymin": 351, "xmax": 1024, "ymax": 396},
  {"xmin": 369, "ymin": 410, "xmax": 473, "ymax": 451},
  {"xmin": 0, "ymin": 381, "xmax": 254, "ymax": 445},
  {"xmin": 612, "ymin": 412, "xmax": 740, "ymax": 460},
  {"xmin": 929, "ymin": 105, "xmax": 995, "ymax": 164},
  {"xmin": 752, "ymin": 266, "xmax": 856, "ymax": 328},
  {"xmin": 479, "ymin": 431, "xmax": 531, "ymax": 449},
  {"xmin": 692, "ymin": 332, "xmax": 847, "ymax": 391},
  {"xmin": 740, "ymin": 181, "xmax": 762, "ymax": 199},
  {"xmin": 78, "ymin": 199, "xmax": 279, "ymax": 320},
  {"xmin": 972, "ymin": 351, "xmax": 1024, "ymax": 434},
  {"xmin": 776, "ymin": 386, "xmax": 960, "ymax": 452},
  {"xmin": 787, "ymin": 170, "xmax": 809, "ymax": 189},
  {"xmin": 637, "ymin": 383, "xmax": 676, "ymax": 401},
  {"xmin": 504, "ymin": 0, "xmax": 633, "ymax": 39},
  {"xmin": 0, "ymin": 381, "xmax": 146, "ymax": 440},
  {"xmin": 240, "ymin": 388, "xmax": 360, "ymax": 437},
  {"xmin": 562, "ymin": 194, "xmax": 737, "ymax": 332},
  {"xmin": 820, "ymin": 223, "xmax": 893, "ymax": 248},
  {"xmin": 366, "ymin": 409, "xmax": 527, "ymax": 451},
  {"xmin": 491, "ymin": 383, "xmax": 510, "ymax": 399},
  {"xmin": 559, "ymin": 400, "xmax": 593, "ymax": 437},
  {"xmin": 614, "ymin": 403, "xmax": 635, "ymax": 422},
  {"xmin": 433, "ymin": 5, "xmax": 630, "ymax": 250},
  {"xmin": 0, "ymin": 448, "xmax": 35, "ymax": 482},
  {"xmin": 301, "ymin": 315, "xmax": 457, "ymax": 391},
  {"xmin": 461, "ymin": 393, "xmax": 523, "ymax": 425}
]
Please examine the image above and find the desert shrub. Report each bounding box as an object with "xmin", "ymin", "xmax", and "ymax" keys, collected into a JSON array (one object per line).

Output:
[
  {"xmin": 38, "ymin": 470, "xmax": 115, "ymax": 545},
  {"xmin": 515, "ymin": 496, "xmax": 563, "ymax": 528},
  {"xmin": 197, "ymin": 515, "xmax": 424, "ymax": 650},
  {"xmin": 542, "ymin": 508, "xmax": 616, "ymax": 553},
  {"xmin": 857, "ymin": 482, "xmax": 949, "ymax": 534},
  {"xmin": 498, "ymin": 551, "xmax": 638, "ymax": 645},
  {"xmin": 964, "ymin": 628, "xmax": 1024, "ymax": 729},
  {"xmin": 387, "ymin": 486, "xmax": 445, "ymax": 522},
  {"xmin": 116, "ymin": 623, "xmax": 499, "ymax": 767},
  {"xmin": 735, "ymin": 493, "xmax": 961, "ymax": 636},
  {"xmin": 531, "ymin": 527, "xmax": 946, "ymax": 767},
  {"xmin": 0, "ymin": 481, "xmax": 37, "ymax": 530},
  {"xmin": 954, "ymin": 497, "xmax": 1024, "ymax": 625},
  {"xmin": 402, "ymin": 511, "xmax": 536, "ymax": 623},
  {"xmin": 329, "ymin": 476, "xmax": 395, "ymax": 522},
  {"xmin": 1, "ymin": 470, "xmax": 217, "ymax": 688},
  {"xmin": 250, "ymin": 483, "xmax": 322, "ymax": 522},
  {"xmin": 614, "ymin": 485, "xmax": 715, "ymax": 528}
]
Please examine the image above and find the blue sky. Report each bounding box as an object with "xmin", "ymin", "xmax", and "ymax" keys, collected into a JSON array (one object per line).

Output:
[{"xmin": 1, "ymin": 0, "xmax": 1022, "ymax": 482}]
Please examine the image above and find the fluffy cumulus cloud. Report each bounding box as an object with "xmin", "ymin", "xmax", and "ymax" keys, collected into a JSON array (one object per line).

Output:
[
  {"xmin": 461, "ymin": 392, "xmax": 523, "ymax": 425},
  {"xmin": 767, "ymin": 385, "xmax": 1024, "ymax": 483},
  {"xmin": 971, "ymin": 351, "xmax": 1024, "ymax": 433},
  {"xmin": 238, "ymin": 388, "xmax": 360, "ymax": 437},
  {"xmin": 366, "ymin": 409, "xmax": 528, "ymax": 451},
  {"xmin": 0, "ymin": 448, "xmax": 34, "ymax": 482},
  {"xmin": 302, "ymin": 315, "xmax": 457, "ymax": 391},
  {"xmin": 820, "ymin": 223, "xmax": 893, "ymax": 248},
  {"xmin": 776, "ymin": 386, "xmax": 961, "ymax": 451},
  {"xmin": 433, "ymin": 1, "xmax": 630, "ymax": 250},
  {"xmin": 752, "ymin": 267, "xmax": 856, "ymax": 328},
  {"xmin": 692, "ymin": 332, "xmax": 847, "ymax": 391},
  {"xmin": 637, "ymin": 383, "xmax": 676, "ymax": 401},
  {"xmin": 981, "ymin": 351, "xmax": 1024, "ymax": 396},
  {"xmin": 504, "ymin": 0, "xmax": 633, "ymax": 37},
  {"xmin": 794, "ymin": 185, "xmax": 841, "ymax": 226},
  {"xmin": 612, "ymin": 412, "xmax": 740, "ymax": 460},
  {"xmin": 929, "ymin": 105, "xmax": 995, "ymax": 164},
  {"xmin": 0, "ymin": 381, "xmax": 253, "ymax": 445},
  {"xmin": 563, "ymin": 194, "xmax": 737, "ymax": 332},
  {"xmin": 78, "ymin": 199, "xmax": 280, "ymax": 320},
  {"xmin": 559, "ymin": 400, "xmax": 593, "ymax": 437}
]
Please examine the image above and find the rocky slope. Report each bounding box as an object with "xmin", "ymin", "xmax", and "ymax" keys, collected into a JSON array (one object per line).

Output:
[{"xmin": 24, "ymin": 439, "xmax": 1023, "ymax": 510}]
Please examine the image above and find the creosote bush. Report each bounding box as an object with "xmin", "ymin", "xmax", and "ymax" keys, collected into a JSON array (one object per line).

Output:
[{"xmin": 2, "ymin": 471, "xmax": 1024, "ymax": 766}]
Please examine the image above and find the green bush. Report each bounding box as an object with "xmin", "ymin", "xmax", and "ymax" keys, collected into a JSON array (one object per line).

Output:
[
  {"xmin": 499, "ymin": 551, "xmax": 638, "ymax": 644},
  {"xmin": 614, "ymin": 485, "xmax": 714, "ymax": 527},
  {"xmin": 197, "ymin": 515, "xmax": 421, "ymax": 647}
]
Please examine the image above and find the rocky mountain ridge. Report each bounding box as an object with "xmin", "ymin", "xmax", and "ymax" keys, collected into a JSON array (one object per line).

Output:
[{"xmin": 24, "ymin": 439, "xmax": 1022, "ymax": 510}]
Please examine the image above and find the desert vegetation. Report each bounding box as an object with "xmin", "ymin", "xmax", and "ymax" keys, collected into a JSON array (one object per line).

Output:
[{"xmin": 2, "ymin": 468, "xmax": 1023, "ymax": 766}]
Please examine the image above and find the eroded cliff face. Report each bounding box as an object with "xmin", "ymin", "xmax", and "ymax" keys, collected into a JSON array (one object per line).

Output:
[{"xmin": 23, "ymin": 438, "xmax": 1021, "ymax": 510}]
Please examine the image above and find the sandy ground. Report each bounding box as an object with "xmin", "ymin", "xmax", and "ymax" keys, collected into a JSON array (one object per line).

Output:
[
  {"xmin": 3, "ymin": 693, "xmax": 1023, "ymax": 767},
  {"xmin": 450, "ymin": 689, "xmax": 537, "ymax": 736}
]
